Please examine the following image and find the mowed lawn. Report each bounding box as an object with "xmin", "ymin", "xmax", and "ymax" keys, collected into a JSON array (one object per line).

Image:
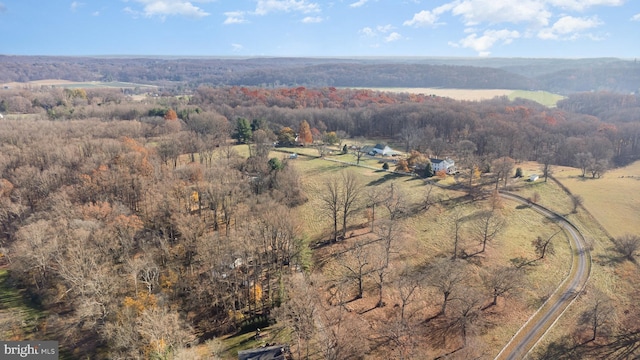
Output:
[{"xmin": 553, "ymin": 161, "xmax": 640, "ymax": 238}]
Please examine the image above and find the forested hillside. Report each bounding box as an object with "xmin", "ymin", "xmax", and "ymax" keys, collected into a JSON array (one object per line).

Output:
[{"xmin": 1, "ymin": 56, "xmax": 639, "ymax": 93}]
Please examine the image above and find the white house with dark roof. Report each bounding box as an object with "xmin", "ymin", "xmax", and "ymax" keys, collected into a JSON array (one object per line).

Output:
[{"xmin": 430, "ymin": 158, "xmax": 456, "ymax": 174}]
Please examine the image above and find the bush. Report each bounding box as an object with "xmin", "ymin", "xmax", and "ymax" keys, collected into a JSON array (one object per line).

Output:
[
  {"xmin": 515, "ymin": 167, "xmax": 523, "ymax": 178},
  {"xmin": 382, "ymin": 162, "xmax": 389, "ymax": 170}
]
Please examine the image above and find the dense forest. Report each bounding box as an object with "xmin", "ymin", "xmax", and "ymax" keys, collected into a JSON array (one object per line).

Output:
[
  {"xmin": 1, "ymin": 56, "xmax": 639, "ymax": 94},
  {"xmin": 1, "ymin": 79, "xmax": 640, "ymax": 358}
]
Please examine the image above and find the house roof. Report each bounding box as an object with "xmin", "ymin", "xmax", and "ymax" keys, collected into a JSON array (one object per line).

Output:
[
  {"xmin": 430, "ymin": 158, "xmax": 444, "ymax": 163},
  {"xmin": 374, "ymin": 143, "xmax": 386, "ymax": 150}
]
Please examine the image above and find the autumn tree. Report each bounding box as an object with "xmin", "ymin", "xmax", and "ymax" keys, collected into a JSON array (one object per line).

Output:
[
  {"xmin": 164, "ymin": 108, "xmax": 178, "ymax": 121},
  {"xmin": 323, "ymin": 131, "xmax": 339, "ymax": 145},
  {"xmin": 278, "ymin": 127, "xmax": 296, "ymax": 146},
  {"xmin": 298, "ymin": 120, "xmax": 313, "ymax": 145}
]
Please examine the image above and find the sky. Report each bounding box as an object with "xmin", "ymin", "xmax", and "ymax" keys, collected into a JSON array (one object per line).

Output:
[{"xmin": 0, "ymin": 0, "xmax": 639, "ymax": 58}]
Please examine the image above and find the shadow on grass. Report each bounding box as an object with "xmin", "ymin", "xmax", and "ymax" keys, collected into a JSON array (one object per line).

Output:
[{"xmin": 366, "ymin": 172, "xmax": 406, "ymax": 186}]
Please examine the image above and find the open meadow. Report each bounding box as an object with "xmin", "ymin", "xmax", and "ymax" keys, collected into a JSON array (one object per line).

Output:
[
  {"xmin": 552, "ymin": 161, "xmax": 640, "ymax": 239},
  {"xmin": 354, "ymin": 87, "xmax": 564, "ymax": 106}
]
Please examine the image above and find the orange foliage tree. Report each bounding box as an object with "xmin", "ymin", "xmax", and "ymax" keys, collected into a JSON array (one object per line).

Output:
[
  {"xmin": 298, "ymin": 120, "xmax": 313, "ymax": 145},
  {"xmin": 164, "ymin": 109, "xmax": 178, "ymax": 121}
]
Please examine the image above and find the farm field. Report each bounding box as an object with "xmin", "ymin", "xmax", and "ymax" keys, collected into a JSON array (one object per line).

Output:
[
  {"xmin": 354, "ymin": 87, "xmax": 564, "ymax": 106},
  {"xmin": 1, "ymin": 79, "xmax": 157, "ymax": 89},
  {"xmin": 552, "ymin": 160, "xmax": 640, "ymax": 238}
]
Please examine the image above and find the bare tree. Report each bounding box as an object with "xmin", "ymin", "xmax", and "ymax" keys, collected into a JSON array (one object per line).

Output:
[
  {"xmin": 472, "ymin": 208, "xmax": 506, "ymax": 253},
  {"xmin": 320, "ymin": 176, "xmax": 341, "ymax": 242},
  {"xmin": 588, "ymin": 158, "xmax": 609, "ymax": 179},
  {"xmin": 351, "ymin": 137, "xmax": 367, "ymax": 165},
  {"xmin": 398, "ymin": 125, "xmax": 420, "ymax": 153},
  {"xmin": 571, "ymin": 194, "xmax": 584, "ymax": 214},
  {"xmin": 277, "ymin": 275, "xmax": 318, "ymax": 360},
  {"xmin": 481, "ymin": 266, "xmax": 522, "ymax": 307},
  {"xmin": 339, "ymin": 242, "xmax": 372, "ymax": 300},
  {"xmin": 449, "ymin": 207, "xmax": 465, "ymax": 260},
  {"xmin": 340, "ymin": 171, "xmax": 361, "ymax": 239},
  {"xmin": 575, "ymin": 152, "xmax": 593, "ymax": 178},
  {"xmin": 532, "ymin": 230, "xmax": 562, "ymax": 259},
  {"xmin": 426, "ymin": 258, "xmax": 467, "ymax": 316},
  {"xmin": 579, "ymin": 289, "xmax": 616, "ymax": 342},
  {"xmin": 447, "ymin": 287, "xmax": 484, "ymax": 349},
  {"xmin": 612, "ymin": 234, "xmax": 640, "ymax": 261},
  {"xmin": 364, "ymin": 186, "xmax": 384, "ymax": 232},
  {"xmin": 492, "ymin": 156, "xmax": 515, "ymax": 189}
]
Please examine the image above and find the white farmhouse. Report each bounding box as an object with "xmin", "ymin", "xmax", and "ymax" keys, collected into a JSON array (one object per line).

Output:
[{"xmin": 430, "ymin": 158, "xmax": 456, "ymax": 174}]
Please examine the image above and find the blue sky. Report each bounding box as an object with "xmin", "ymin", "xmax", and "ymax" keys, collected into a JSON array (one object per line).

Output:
[{"xmin": 0, "ymin": 0, "xmax": 639, "ymax": 57}]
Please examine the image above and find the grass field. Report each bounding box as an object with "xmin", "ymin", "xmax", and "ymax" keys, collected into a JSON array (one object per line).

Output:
[
  {"xmin": 508, "ymin": 90, "xmax": 565, "ymax": 107},
  {"xmin": 551, "ymin": 161, "xmax": 640, "ymax": 238},
  {"xmin": 1, "ymin": 79, "xmax": 157, "ymax": 89},
  {"xmin": 355, "ymin": 87, "xmax": 565, "ymax": 106}
]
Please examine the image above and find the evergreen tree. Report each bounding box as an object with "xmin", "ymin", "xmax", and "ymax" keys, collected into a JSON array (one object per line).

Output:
[
  {"xmin": 234, "ymin": 117, "xmax": 252, "ymax": 144},
  {"xmin": 424, "ymin": 162, "xmax": 434, "ymax": 178}
]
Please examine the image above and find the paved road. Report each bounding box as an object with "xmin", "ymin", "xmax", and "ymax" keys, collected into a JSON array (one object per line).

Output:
[{"xmin": 494, "ymin": 192, "xmax": 591, "ymax": 360}]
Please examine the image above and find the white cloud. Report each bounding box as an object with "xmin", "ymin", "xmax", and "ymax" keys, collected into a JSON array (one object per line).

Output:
[
  {"xmin": 450, "ymin": 28, "xmax": 520, "ymax": 56},
  {"xmin": 232, "ymin": 43, "xmax": 244, "ymax": 51},
  {"xmin": 376, "ymin": 24, "xmax": 394, "ymax": 33},
  {"xmin": 384, "ymin": 32, "xmax": 402, "ymax": 42},
  {"xmin": 301, "ymin": 16, "xmax": 323, "ymax": 23},
  {"xmin": 70, "ymin": 1, "xmax": 83, "ymax": 12},
  {"xmin": 538, "ymin": 15, "xmax": 602, "ymax": 39},
  {"xmin": 123, "ymin": 6, "xmax": 140, "ymax": 18},
  {"xmin": 349, "ymin": 0, "xmax": 369, "ymax": 8},
  {"xmin": 404, "ymin": 10, "xmax": 438, "ymax": 27},
  {"xmin": 129, "ymin": 0, "xmax": 211, "ymax": 18},
  {"xmin": 92, "ymin": 11, "xmax": 100, "ymax": 16},
  {"xmin": 632, "ymin": 13, "xmax": 640, "ymax": 21},
  {"xmin": 254, "ymin": 0, "xmax": 320, "ymax": 15},
  {"xmin": 403, "ymin": 3, "xmax": 454, "ymax": 27},
  {"xmin": 0, "ymin": 3, "xmax": 5, "ymax": 13},
  {"xmin": 451, "ymin": 0, "xmax": 551, "ymax": 27},
  {"xmin": 360, "ymin": 27, "xmax": 376, "ymax": 37},
  {"xmin": 223, "ymin": 11, "xmax": 248, "ymax": 24},
  {"xmin": 546, "ymin": 0, "xmax": 624, "ymax": 11}
]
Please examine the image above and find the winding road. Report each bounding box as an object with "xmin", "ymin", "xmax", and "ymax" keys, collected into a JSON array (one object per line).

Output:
[{"xmin": 494, "ymin": 192, "xmax": 591, "ymax": 360}]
